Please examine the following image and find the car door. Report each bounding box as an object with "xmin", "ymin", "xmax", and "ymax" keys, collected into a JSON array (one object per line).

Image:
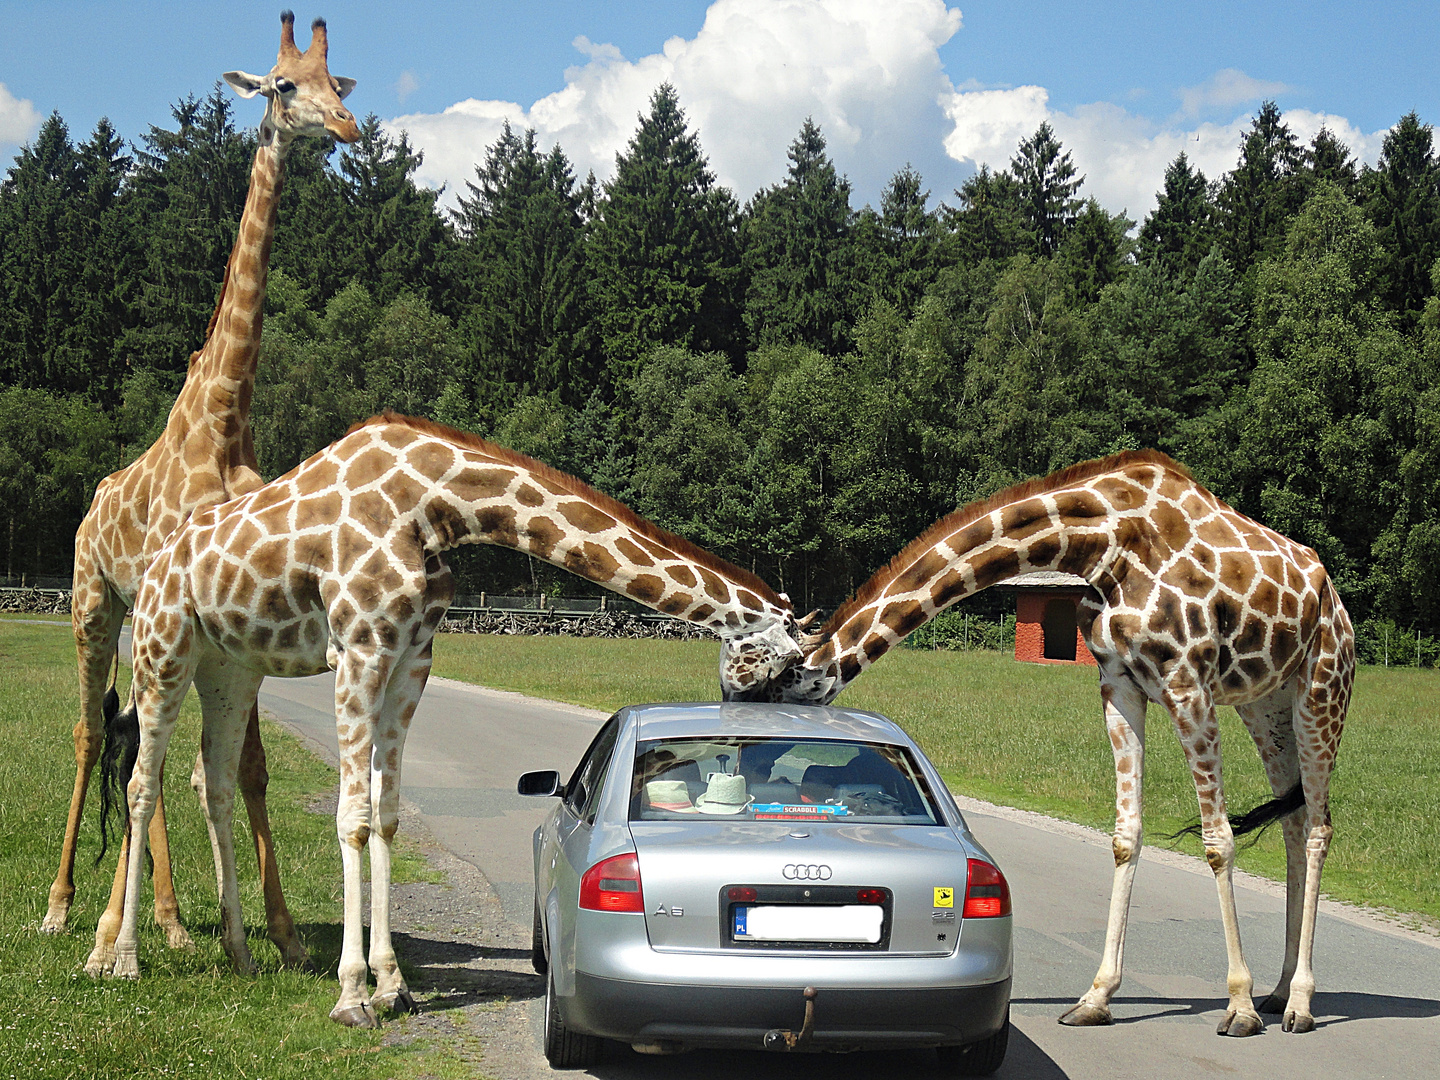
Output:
[{"xmin": 548, "ymin": 715, "xmax": 621, "ymax": 988}]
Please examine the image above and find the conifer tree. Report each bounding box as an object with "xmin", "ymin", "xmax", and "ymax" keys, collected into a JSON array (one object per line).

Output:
[
  {"xmin": 588, "ymin": 84, "xmax": 741, "ymax": 386},
  {"xmin": 1137, "ymin": 152, "xmax": 1215, "ymax": 274},
  {"xmin": 1010, "ymin": 122, "xmax": 1083, "ymax": 255},
  {"xmin": 1363, "ymin": 112, "xmax": 1440, "ymax": 323},
  {"xmin": 455, "ymin": 122, "xmax": 592, "ymax": 409},
  {"xmin": 1214, "ymin": 101, "xmax": 1307, "ymax": 277},
  {"xmin": 741, "ymin": 119, "xmax": 853, "ymax": 353}
]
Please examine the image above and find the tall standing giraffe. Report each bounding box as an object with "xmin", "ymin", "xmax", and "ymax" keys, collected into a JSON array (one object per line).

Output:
[
  {"xmin": 739, "ymin": 449, "xmax": 1352, "ymax": 1038},
  {"xmin": 47, "ymin": 12, "xmax": 360, "ymax": 976},
  {"xmin": 99, "ymin": 413, "xmax": 802, "ymax": 1026}
]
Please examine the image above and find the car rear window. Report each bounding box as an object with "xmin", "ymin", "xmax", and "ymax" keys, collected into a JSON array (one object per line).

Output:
[{"xmin": 630, "ymin": 737, "xmax": 945, "ymax": 825}]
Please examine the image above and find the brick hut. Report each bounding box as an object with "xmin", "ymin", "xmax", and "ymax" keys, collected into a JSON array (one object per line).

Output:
[{"xmin": 999, "ymin": 572, "xmax": 1098, "ymax": 666}]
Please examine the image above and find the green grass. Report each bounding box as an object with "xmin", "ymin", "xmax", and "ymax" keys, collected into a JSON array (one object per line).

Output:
[
  {"xmin": 0, "ymin": 619, "xmax": 460, "ymax": 1080},
  {"xmin": 430, "ymin": 633, "xmax": 1440, "ymax": 923}
]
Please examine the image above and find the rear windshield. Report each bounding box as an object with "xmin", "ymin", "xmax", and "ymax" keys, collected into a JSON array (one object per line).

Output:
[{"xmin": 630, "ymin": 737, "xmax": 945, "ymax": 825}]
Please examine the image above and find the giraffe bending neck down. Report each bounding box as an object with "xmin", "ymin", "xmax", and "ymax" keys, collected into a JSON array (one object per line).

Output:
[
  {"xmin": 49, "ymin": 11, "xmax": 358, "ymax": 977},
  {"xmin": 747, "ymin": 449, "xmax": 1352, "ymax": 1038},
  {"xmin": 105, "ymin": 414, "xmax": 801, "ymax": 1025}
]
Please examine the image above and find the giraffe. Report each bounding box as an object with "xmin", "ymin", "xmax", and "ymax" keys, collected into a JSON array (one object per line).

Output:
[
  {"xmin": 46, "ymin": 12, "xmax": 360, "ymax": 977},
  {"xmin": 738, "ymin": 449, "xmax": 1352, "ymax": 1038},
  {"xmin": 97, "ymin": 413, "xmax": 803, "ymax": 1026}
]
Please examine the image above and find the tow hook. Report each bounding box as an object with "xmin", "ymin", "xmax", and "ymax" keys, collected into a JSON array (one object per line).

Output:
[{"xmin": 763, "ymin": 986, "xmax": 818, "ymax": 1051}]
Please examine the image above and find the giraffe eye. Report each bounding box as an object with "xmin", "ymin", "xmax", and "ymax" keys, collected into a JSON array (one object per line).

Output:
[{"xmin": 274, "ymin": 77, "xmax": 296, "ymax": 95}]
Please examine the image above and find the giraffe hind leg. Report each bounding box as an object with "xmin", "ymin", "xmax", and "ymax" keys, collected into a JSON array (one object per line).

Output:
[
  {"xmin": 46, "ymin": 576, "xmax": 126, "ymax": 933},
  {"xmin": 1234, "ymin": 686, "xmax": 1305, "ymax": 1016}
]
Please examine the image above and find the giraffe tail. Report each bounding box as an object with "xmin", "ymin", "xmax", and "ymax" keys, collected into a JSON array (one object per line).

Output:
[
  {"xmin": 1167, "ymin": 783, "xmax": 1305, "ymax": 849},
  {"xmin": 95, "ymin": 687, "xmax": 140, "ymax": 865}
]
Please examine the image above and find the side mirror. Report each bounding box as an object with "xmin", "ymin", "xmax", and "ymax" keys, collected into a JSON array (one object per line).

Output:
[{"xmin": 518, "ymin": 770, "xmax": 565, "ymax": 797}]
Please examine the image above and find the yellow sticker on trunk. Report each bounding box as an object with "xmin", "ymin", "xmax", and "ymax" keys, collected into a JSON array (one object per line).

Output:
[{"xmin": 934, "ymin": 887, "xmax": 954, "ymax": 908}]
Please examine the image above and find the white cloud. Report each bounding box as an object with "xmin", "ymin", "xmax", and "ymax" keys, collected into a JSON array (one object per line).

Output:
[
  {"xmin": 942, "ymin": 84, "xmax": 1389, "ymax": 220},
  {"xmin": 0, "ymin": 82, "xmax": 41, "ymax": 146},
  {"xmin": 385, "ymin": 0, "xmax": 965, "ymax": 208},
  {"xmin": 382, "ymin": 3, "xmax": 1388, "ymax": 225},
  {"xmin": 1177, "ymin": 68, "xmax": 1289, "ymax": 119},
  {"xmin": 394, "ymin": 70, "xmax": 420, "ymax": 104}
]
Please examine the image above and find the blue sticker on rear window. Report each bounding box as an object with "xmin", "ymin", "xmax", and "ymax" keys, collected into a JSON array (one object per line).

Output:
[{"xmin": 751, "ymin": 803, "xmax": 851, "ymax": 817}]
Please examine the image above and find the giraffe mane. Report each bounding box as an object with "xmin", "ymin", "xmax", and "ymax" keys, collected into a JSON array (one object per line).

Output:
[
  {"xmin": 819, "ymin": 449, "xmax": 1192, "ymax": 637},
  {"xmin": 347, "ymin": 412, "xmax": 789, "ymax": 610}
]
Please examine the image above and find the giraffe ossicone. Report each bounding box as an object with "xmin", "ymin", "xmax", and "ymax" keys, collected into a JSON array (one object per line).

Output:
[
  {"xmin": 52, "ymin": 11, "xmax": 358, "ymax": 978},
  {"xmin": 746, "ymin": 449, "xmax": 1352, "ymax": 1038},
  {"xmin": 105, "ymin": 413, "xmax": 800, "ymax": 1023}
]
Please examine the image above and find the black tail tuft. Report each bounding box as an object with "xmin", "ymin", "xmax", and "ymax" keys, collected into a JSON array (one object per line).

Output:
[
  {"xmin": 1167, "ymin": 783, "xmax": 1306, "ymax": 849},
  {"xmin": 96, "ymin": 688, "xmax": 140, "ymax": 865}
]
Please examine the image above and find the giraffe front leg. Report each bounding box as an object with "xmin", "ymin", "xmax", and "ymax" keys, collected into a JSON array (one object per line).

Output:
[
  {"xmin": 367, "ymin": 650, "xmax": 427, "ymax": 1016},
  {"xmin": 1281, "ymin": 822, "xmax": 1332, "ymax": 1033},
  {"xmin": 84, "ymin": 832, "xmax": 129, "ymax": 977},
  {"xmin": 1060, "ymin": 678, "xmax": 1146, "ymax": 1028},
  {"xmin": 236, "ymin": 704, "xmax": 312, "ymax": 970},
  {"xmin": 148, "ymin": 779, "xmax": 195, "ymax": 950}
]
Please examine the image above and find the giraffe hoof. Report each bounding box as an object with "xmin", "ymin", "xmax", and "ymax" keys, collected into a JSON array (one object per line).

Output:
[
  {"xmin": 163, "ymin": 923, "xmax": 196, "ymax": 951},
  {"xmin": 1257, "ymin": 993, "xmax": 1288, "ymax": 1014},
  {"xmin": 1216, "ymin": 1009, "xmax": 1263, "ymax": 1037},
  {"xmin": 374, "ymin": 987, "xmax": 419, "ymax": 1016},
  {"xmin": 83, "ymin": 948, "xmax": 113, "ymax": 978},
  {"xmin": 1058, "ymin": 1002, "xmax": 1113, "ymax": 1027},
  {"xmin": 111, "ymin": 951, "xmax": 141, "ymax": 980},
  {"xmin": 1282, "ymin": 1009, "xmax": 1315, "ymax": 1034},
  {"xmin": 41, "ymin": 907, "xmax": 70, "ymax": 934},
  {"xmin": 279, "ymin": 944, "xmax": 315, "ymax": 972},
  {"xmin": 330, "ymin": 1002, "xmax": 380, "ymax": 1029}
]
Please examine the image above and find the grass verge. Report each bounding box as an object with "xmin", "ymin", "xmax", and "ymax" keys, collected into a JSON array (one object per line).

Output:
[
  {"xmin": 0, "ymin": 619, "xmax": 461, "ymax": 1080},
  {"xmin": 430, "ymin": 632, "xmax": 1440, "ymax": 923}
]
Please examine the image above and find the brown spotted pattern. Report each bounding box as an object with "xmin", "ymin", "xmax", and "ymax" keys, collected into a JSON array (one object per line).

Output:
[
  {"xmin": 115, "ymin": 413, "xmax": 801, "ymax": 1025},
  {"xmin": 751, "ymin": 449, "xmax": 1354, "ymax": 1038}
]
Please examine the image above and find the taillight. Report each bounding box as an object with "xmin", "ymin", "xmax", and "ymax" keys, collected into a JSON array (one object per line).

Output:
[
  {"xmin": 856, "ymin": 888, "xmax": 886, "ymax": 904},
  {"xmin": 962, "ymin": 858, "xmax": 1011, "ymax": 918},
  {"xmin": 579, "ymin": 853, "xmax": 644, "ymax": 913},
  {"xmin": 727, "ymin": 886, "xmax": 758, "ymax": 903}
]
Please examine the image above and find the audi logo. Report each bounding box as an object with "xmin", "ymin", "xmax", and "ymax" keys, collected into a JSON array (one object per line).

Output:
[{"xmin": 782, "ymin": 863, "xmax": 832, "ymax": 881}]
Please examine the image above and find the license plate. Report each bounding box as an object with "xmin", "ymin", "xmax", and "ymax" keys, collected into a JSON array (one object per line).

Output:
[{"xmin": 733, "ymin": 905, "xmax": 883, "ymax": 943}]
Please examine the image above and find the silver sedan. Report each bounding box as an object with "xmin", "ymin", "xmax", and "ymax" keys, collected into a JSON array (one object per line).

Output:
[{"xmin": 519, "ymin": 702, "xmax": 1013, "ymax": 1073}]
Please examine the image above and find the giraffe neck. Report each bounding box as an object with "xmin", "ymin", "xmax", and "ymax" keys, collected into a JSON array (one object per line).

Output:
[
  {"xmin": 177, "ymin": 139, "xmax": 288, "ymax": 425},
  {"xmin": 801, "ymin": 467, "xmax": 1171, "ymax": 696},
  {"xmin": 390, "ymin": 423, "xmax": 790, "ymax": 634}
]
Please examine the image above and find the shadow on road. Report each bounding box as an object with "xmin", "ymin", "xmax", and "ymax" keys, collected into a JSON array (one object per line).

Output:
[{"xmin": 1014, "ymin": 991, "xmax": 1440, "ymax": 1028}]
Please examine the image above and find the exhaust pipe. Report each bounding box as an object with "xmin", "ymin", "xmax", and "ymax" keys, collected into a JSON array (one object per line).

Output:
[{"xmin": 763, "ymin": 986, "xmax": 818, "ymax": 1051}]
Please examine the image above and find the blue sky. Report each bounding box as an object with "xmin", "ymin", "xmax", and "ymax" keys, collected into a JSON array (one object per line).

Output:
[{"xmin": 2, "ymin": 2, "xmax": 1436, "ymax": 217}]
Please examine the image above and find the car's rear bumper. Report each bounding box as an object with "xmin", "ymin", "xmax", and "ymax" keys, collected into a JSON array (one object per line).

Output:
[{"xmin": 565, "ymin": 973, "xmax": 1012, "ymax": 1050}]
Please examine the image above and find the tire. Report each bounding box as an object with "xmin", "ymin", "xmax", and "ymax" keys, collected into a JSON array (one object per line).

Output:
[
  {"xmin": 543, "ymin": 963, "xmax": 602, "ymax": 1069},
  {"xmin": 531, "ymin": 902, "xmax": 548, "ymax": 975},
  {"xmin": 936, "ymin": 1010, "xmax": 1010, "ymax": 1077}
]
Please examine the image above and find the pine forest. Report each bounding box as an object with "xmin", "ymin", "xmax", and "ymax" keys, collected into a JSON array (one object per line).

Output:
[{"xmin": 3, "ymin": 84, "xmax": 1440, "ymax": 665}]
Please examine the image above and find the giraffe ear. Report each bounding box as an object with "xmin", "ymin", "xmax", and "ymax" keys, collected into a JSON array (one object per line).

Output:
[
  {"xmin": 224, "ymin": 71, "xmax": 269, "ymax": 99},
  {"xmin": 334, "ymin": 76, "xmax": 357, "ymax": 100}
]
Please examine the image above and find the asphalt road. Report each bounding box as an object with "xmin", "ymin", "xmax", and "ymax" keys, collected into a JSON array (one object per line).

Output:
[
  {"xmin": 99, "ymin": 623, "xmax": 1440, "ymax": 1078},
  {"xmin": 255, "ymin": 663, "xmax": 1440, "ymax": 1080}
]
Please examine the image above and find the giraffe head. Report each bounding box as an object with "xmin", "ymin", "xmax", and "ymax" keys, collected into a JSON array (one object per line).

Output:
[
  {"xmin": 718, "ymin": 597, "xmax": 809, "ymax": 701},
  {"xmin": 223, "ymin": 12, "xmax": 360, "ymax": 146}
]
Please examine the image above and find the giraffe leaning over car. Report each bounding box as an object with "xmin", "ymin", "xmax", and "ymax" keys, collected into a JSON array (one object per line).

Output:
[
  {"xmin": 50, "ymin": 11, "xmax": 359, "ymax": 977},
  {"xmin": 737, "ymin": 449, "xmax": 1353, "ymax": 1038},
  {"xmin": 99, "ymin": 412, "xmax": 804, "ymax": 1027}
]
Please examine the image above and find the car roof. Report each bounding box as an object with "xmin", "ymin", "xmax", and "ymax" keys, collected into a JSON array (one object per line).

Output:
[{"xmin": 619, "ymin": 702, "xmax": 915, "ymax": 745}]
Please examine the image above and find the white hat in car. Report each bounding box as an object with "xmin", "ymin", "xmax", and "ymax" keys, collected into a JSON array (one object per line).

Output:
[
  {"xmin": 694, "ymin": 773, "xmax": 752, "ymax": 815},
  {"xmin": 646, "ymin": 780, "xmax": 694, "ymax": 811}
]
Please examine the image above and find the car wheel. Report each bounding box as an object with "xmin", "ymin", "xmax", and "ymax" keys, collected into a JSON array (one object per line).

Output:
[
  {"xmin": 936, "ymin": 1010, "xmax": 1009, "ymax": 1077},
  {"xmin": 543, "ymin": 963, "xmax": 601, "ymax": 1068},
  {"xmin": 531, "ymin": 901, "xmax": 548, "ymax": 975}
]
